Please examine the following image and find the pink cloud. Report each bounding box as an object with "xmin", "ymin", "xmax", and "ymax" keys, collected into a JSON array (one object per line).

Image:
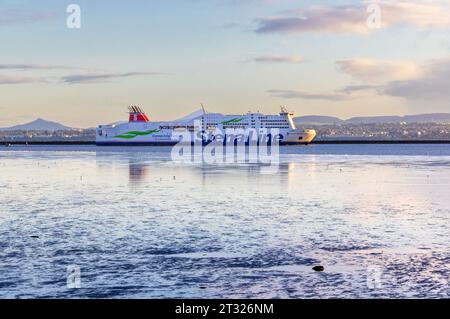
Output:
[{"xmin": 255, "ymin": 1, "xmax": 450, "ymax": 34}]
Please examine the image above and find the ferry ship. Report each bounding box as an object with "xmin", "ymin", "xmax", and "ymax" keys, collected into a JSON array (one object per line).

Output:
[{"xmin": 96, "ymin": 106, "xmax": 316, "ymax": 146}]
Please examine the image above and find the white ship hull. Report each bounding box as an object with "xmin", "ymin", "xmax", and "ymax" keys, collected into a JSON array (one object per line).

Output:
[{"xmin": 96, "ymin": 107, "xmax": 316, "ymax": 146}]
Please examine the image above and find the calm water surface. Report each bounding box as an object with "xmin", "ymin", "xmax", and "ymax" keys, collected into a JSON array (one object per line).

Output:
[{"xmin": 0, "ymin": 144, "xmax": 449, "ymax": 298}]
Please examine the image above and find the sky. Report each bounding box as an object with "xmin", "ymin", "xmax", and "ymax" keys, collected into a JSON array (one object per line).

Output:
[{"xmin": 1, "ymin": 0, "xmax": 450, "ymax": 128}]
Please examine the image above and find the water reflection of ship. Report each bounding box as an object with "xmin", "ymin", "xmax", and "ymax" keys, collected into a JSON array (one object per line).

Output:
[
  {"xmin": 129, "ymin": 160, "xmax": 149, "ymax": 183},
  {"xmin": 196, "ymin": 162, "xmax": 300, "ymax": 187},
  {"xmin": 96, "ymin": 152, "xmax": 304, "ymax": 187}
]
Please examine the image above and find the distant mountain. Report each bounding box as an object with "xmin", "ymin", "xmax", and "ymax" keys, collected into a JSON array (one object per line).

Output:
[
  {"xmin": 403, "ymin": 113, "xmax": 450, "ymax": 123},
  {"xmin": 295, "ymin": 116, "xmax": 343, "ymax": 125},
  {"xmin": 295, "ymin": 113, "xmax": 450, "ymax": 125},
  {"xmin": 174, "ymin": 109, "xmax": 204, "ymax": 122},
  {"xmin": 107, "ymin": 120, "xmax": 127, "ymax": 126},
  {"xmin": 0, "ymin": 119, "xmax": 74, "ymax": 131},
  {"xmin": 344, "ymin": 116, "xmax": 403, "ymax": 124}
]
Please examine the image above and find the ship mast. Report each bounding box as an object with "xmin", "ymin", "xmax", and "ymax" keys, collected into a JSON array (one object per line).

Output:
[{"xmin": 201, "ymin": 103, "xmax": 207, "ymax": 115}]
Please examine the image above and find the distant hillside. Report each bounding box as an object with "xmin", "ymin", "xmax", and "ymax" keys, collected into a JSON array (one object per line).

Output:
[
  {"xmin": 403, "ymin": 113, "xmax": 450, "ymax": 123},
  {"xmin": 295, "ymin": 116, "xmax": 343, "ymax": 125},
  {"xmin": 295, "ymin": 113, "xmax": 450, "ymax": 125},
  {"xmin": 175, "ymin": 109, "xmax": 204, "ymax": 122},
  {"xmin": 0, "ymin": 119, "xmax": 74, "ymax": 131},
  {"xmin": 345, "ymin": 116, "xmax": 404, "ymax": 124}
]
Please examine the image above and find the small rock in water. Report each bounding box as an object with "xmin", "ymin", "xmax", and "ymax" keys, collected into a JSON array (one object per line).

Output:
[{"xmin": 312, "ymin": 266, "xmax": 324, "ymax": 272}]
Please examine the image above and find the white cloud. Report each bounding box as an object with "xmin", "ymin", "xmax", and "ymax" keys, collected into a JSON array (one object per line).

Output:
[
  {"xmin": 381, "ymin": 58, "xmax": 450, "ymax": 100},
  {"xmin": 0, "ymin": 68, "xmax": 164, "ymax": 85},
  {"xmin": 61, "ymin": 72, "xmax": 165, "ymax": 84},
  {"xmin": 0, "ymin": 10, "xmax": 56, "ymax": 26},
  {"xmin": 338, "ymin": 57, "xmax": 450, "ymax": 100},
  {"xmin": 0, "ymin": 75, "xmax": 46, "ymax": 85},
  {"xmin": 255, "ymin": 1, "xmax": 450, "ymax": 34},
  {"xmin": 273, "ymin": 57, "xmax": 450, "ymax": 102},
  {"xmin": 252, "ymin": 55, "xmax": 304, "ymax": 63},
  {"xmin": 0, "ymin": 64, "xmax": 80, "ymax": 70},
  {"xmin": 337, "ymin": 58, "xmax": 424, "ymax": 83},
  {"xmin": 268, "ymin": 89, "xmax": 348, "ymax": 101}
]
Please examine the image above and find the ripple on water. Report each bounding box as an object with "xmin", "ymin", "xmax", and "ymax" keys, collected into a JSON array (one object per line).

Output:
[{"xmin": 0, "ymin": 147, "xmax": 449, "ymax": 298}]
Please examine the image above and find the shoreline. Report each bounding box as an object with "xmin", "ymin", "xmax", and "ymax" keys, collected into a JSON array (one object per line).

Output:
[{"xmin": 2, "ymin": 140, "xmax": 450, "ymax": 145}]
